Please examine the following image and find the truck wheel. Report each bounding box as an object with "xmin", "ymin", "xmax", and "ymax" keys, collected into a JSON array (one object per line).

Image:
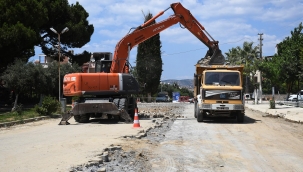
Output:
[
  {"xmin": 197, "ymin": 106, "xmax": 203, "ymax": 122},
  {"xmin": 74, "ymin": 115, "xmax": 81, "ymax": 122},
  {"xmin": 194, "ymin": 102, "xmax": 197, "ymax": 118},
  {"xmin": 107, "ymin": 114, "xmax": 112, "ymax": 119},
  {"xmin": 237, "ymin": 113, "xmax": 244, "ymax": 123},
  {"xmin": 119, "ymin": 98, "xmax": 126, "ymax": 110},
  {"xmin": 79, "ymin": 114, "xmax": 90, "ymax": 123}
]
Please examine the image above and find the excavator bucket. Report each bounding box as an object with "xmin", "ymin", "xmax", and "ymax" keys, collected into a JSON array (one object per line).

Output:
[
  {"xmin": 197, "ymin": 49, "xmax": 225, "ymax": 65},
  {"xmin": 208, "ymin": 49, "xmax": 225, "ymax": 65}
]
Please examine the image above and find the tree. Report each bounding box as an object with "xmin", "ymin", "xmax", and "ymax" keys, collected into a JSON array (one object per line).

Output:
[
  {"xmin": 68, "ymin": 50, "xmax": 91, "ymax": 67},
  {"xmin": 1, "ymin": 60, "xmax": 33, "ymax": 111},
  {"xmin": 260, "ymin": 23, "xmax": 303, "ymax": 95},
  {"xmin": 225, "ymin": 47, "xmax": 241, "ymax": 65},
  {"xmin": 1, "ymin": 58, "xmax": 81, "ymax": 110},
  {"xmin": 0, "ymin": 0, "xmax": 44, "ymax": 73},
  {"xmin": 0, "ymin": 0, "xmax": 94, "ymax": 73},
  {"xmin": 258, "ymin": 55, "xmax": 281, "ymax": 93},
  {"xmin": 136, "ymin": 12, "xmax": 163, "ymax": 96}
]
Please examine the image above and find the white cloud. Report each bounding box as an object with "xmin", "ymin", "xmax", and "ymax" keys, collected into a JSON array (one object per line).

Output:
[{"xmin": 32, "ymin": 0, "xmax": 303, "ymax": 80}]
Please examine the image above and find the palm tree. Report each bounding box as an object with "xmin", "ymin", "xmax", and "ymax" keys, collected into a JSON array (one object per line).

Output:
[
  {"xmin": 225, "ymin": 41, "xmax": 259, "ymax": 93},
  {"xmin": 225, "ymin": 47, "xmax": 241, "ymax": 65}
]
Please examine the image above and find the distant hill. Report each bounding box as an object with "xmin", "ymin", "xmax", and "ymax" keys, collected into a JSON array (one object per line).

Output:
[{"xmin": 162, "ymin": 79, "xmax": 194, "ymax": 89}]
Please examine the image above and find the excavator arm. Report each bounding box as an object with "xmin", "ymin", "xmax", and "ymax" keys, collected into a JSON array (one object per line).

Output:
[{"xmin": 110, "ymin": 2, "xmax": 225, "ymax": 73}]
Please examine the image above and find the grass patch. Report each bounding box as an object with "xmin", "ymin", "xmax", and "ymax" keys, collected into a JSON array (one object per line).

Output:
[{"xmin": 0, "ymin": 108, "xmax": 42, "ymax": 123}]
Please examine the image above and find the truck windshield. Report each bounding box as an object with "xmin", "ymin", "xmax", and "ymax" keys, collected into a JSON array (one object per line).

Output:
[{"xmin": 205, "ymin": 72, "xmax": 240, "ymax": 86}]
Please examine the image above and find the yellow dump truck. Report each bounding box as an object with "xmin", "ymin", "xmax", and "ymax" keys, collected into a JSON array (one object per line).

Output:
[{"xmin": 194, "ymin": 63, "xmax": 245, "ymax": 123}]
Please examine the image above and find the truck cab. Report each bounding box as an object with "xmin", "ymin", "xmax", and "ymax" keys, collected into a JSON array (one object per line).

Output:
[{"xmin": 194, "ymin": 65, "xmax": 245, "ymax": 123}]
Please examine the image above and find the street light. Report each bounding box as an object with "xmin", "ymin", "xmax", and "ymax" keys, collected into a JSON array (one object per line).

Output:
[
  {"xmin": 160, "ymin": 81, "xmax": 162, "ymax": 92},
  {"xmin": 50, "ymin": 27, "xmax": 69, "ymax": 102}
]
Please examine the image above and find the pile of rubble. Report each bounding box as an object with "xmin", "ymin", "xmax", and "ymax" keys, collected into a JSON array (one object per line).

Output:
[
  {"xmin": 196, "ymin": 56, "xmax": 211, "ymax": 65},
  {"xmin": 137, "ymin": 103, "xmax": 185, "ymax": 119},
  {"xmin": 69, "ymin": 144, "xmax": 151, "ymax": 172}
]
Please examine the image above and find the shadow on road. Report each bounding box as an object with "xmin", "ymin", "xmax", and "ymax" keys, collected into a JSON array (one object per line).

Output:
[
  {"xmin": 65, "ymin": 119, "xmax": 121, "ymax": 125},
  {"xmin": 175, "ymin": 115, "xmax": 260, "ymax": 124},
  {"xmin": 199, "ymin": 115, "xmax": 260, "ymax": 124}
]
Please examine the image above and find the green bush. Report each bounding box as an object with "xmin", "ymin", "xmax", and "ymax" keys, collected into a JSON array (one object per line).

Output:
[{"xmin": 35, "ymin": 96, "xmax": 60, "ymax": 116}]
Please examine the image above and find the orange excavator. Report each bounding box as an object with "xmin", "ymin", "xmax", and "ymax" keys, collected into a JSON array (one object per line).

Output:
[{"xmin": 59, "ymin": 2, "xmax": 225, "ymax": 125}]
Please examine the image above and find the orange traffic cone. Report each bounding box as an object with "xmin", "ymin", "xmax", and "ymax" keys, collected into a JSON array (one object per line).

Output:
[{"xmin": 133, "ymin": 108, "xmax": 141, "ymax": 128}]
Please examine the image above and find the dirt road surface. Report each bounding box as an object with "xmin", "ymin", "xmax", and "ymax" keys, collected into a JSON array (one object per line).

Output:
[
  {"xmin": 1, "ymin": 103, "xmax": 303, "ymax": 172},
  {"xmin": 0, "ymin": 117, "xmax": 153, "ymax": 172},
  {"xmin": 119, "ymin": 104, "xmax": 303, "ymax": 172}
]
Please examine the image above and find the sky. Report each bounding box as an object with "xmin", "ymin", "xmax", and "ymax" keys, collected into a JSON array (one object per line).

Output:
[{"xmin": 30, "ymin": 0, "xmax": 303, "ymax": 80}]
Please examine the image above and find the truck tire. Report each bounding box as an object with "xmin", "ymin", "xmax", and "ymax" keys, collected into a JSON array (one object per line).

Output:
[
  {"xmin": 79, "ymin": 114, "xmax": 90, "ymax": 123},
  {"xmin": 113, "ymin": 98, "xmax": 127, "ymax": 110},
  {"xmin": 237, "ymin": 113, "xmax": 244, "ymax": 123},
  {"xmin": 107, "ymin": 114, "xmax": 112, "ymax": 119},
  {"xmin": 194, "ymin": 102, "xmax": 197, "ymax": 118},
  {"xmin": 113, "ymin": 98, "xmax": 132, "ymax": 122},
  {"xmin": 118, "ymin": 98, "xmax": 126, "ymax": 110},
  {"xmin": 197, "ymin": 106, "xmax": 203, "ymax": 122},
  {"xmin": 74, "ymin": 115, "xmax": 81, "ymax": 122}
]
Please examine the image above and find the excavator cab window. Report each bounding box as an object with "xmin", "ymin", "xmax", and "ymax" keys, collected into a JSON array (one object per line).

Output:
[{"xmin": 95, "ymin": 60, "xmax": 112, "ymax": 73}]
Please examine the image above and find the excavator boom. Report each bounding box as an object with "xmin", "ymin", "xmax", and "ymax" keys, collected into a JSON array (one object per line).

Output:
[{"xmin": 110, "ymin": 2, "xmax": 225, "ymax": 73}]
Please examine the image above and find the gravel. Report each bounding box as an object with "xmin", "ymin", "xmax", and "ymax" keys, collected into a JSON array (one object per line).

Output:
[{"xmin": 69, "ymin": 103, "xmax": 186, "ymax": 172}]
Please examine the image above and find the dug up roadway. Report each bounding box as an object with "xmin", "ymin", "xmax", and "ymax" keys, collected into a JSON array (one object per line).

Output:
[{"xmin": 245, "ymin": 100, "xmax": 303, "ymax": 123}]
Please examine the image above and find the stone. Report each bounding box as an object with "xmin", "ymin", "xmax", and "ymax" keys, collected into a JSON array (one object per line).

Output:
[
  {"xmin": 114, "ymin": 146, "xmax": 122, "ymax": 150},
  {"xmin": 108, "ymin": 146, "xmax": 115, "ymax": 151},
  {"xmin": 101, "ymin": 154, "xmax": 109, "ymax": 162},
  {"xmin": 97, "ymin": 167, "xmax": 106, "ymax": 172}
]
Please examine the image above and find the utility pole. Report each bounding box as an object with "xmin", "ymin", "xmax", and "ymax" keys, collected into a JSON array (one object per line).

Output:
[{"xmin": 258, "ymin": 33, "xmax": 263, "ymax": 103}]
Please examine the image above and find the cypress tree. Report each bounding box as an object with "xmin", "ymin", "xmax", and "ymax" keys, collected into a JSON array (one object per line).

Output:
[{"xmin": 136, "ymin": 13, "xmax": 163, "ymax": 97}]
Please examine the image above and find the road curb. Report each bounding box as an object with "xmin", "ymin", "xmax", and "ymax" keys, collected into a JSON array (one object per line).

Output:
[
  {"xmin": 0, "ymin": 114, "xmax": 61, "ymax": 128},
  {"xmin": 246, "ymin": 107, "xmax": 303, "ymax": 124}
]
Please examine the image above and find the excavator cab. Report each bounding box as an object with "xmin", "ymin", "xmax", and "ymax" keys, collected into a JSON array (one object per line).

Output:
[
  {"xmin": 91, "ymin": 52, "xmax": 113, "ymax": 73},
  {"xmin": 95, "ymin": 60, "xmax": 112, "ymax": 73}
]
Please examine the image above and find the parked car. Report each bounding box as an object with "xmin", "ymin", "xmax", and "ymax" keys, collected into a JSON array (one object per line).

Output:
[
  {"xmin": 156, "ymin": 96, "xmax": 169, "ymax": 102},
  {"xmin": 287, "ymin": 94, "xmax": 303, "ymax": 101}
]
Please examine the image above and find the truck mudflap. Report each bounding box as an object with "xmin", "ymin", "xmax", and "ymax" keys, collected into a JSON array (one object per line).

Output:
[{"xmin": 58, "ymin": 102, "xmax": 133, "ymax": 125}]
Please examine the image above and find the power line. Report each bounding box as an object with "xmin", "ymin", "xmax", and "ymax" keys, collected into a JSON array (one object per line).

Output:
[
  {"xmin": 161, "ymin": 24, "xmax": 303, "ymax": 58},
  {"xmin": 161, "ymin": 37, "xmax": 256, "ymax": 56}
]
